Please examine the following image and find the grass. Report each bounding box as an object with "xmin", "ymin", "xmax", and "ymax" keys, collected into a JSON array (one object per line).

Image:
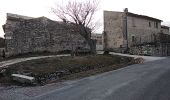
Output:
[{"xmin": 0, "ymin": 54, "xmax": 134, "ymax": 86}]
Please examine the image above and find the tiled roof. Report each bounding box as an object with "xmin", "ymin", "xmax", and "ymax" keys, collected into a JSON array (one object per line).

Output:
[{"xmin": 127, "ymin": 12, "xmax": 162, "ymax": 22}]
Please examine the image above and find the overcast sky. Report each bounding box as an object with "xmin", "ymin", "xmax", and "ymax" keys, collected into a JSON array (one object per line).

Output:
[{"xmin": 0, "ymin": 0, "xmax": 170, "ymax": 37}]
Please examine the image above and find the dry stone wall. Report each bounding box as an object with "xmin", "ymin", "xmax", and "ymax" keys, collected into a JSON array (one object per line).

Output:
[{"xmin": 3, "ymin": 14, "xmax": 90, "ymax": 56}]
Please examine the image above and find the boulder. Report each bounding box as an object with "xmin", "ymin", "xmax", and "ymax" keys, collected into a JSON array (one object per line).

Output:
[{"xmin": 11, "ymin": 74, "xmax": 35, "ymax": 84}]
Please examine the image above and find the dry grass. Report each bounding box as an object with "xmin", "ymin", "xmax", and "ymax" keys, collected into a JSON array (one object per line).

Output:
[{"xmin": 0, "ymin": 54, "xmax": 134, "ymax": 85}]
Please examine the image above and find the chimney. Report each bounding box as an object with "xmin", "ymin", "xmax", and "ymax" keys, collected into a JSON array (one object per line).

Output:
[{"xmin": 124, "ymin": 8, "xmax": 128, "ymax": 13}]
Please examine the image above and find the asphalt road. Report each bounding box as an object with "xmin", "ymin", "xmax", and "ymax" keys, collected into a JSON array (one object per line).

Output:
[{"xmin": 0, "ymin": 57, "xmax": 170, "ymax": 100}]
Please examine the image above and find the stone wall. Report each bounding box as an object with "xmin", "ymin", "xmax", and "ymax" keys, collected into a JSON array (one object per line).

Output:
[
  {"xmin": 3, "ymin": 14, "xmax": 90, "ymax": 56},
  {"xmin": 130, "ymin": 45, "xmax": 160, "ymax": 56},
  {"xmin": 129, "ymin": 33, "xmax": 170, "ymax": 56},
  {"xmin": 130, "ymin": 43, "xmax": 170, "ymax": 56}
]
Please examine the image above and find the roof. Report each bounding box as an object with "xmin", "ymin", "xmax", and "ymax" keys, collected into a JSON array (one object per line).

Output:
[
  {"xmin": 104, "ymin": 10, "xmax": 162, "ymax": 22},
  {"xmin": 161, "ymin": 25, "xmax": 170, "ymax": 29},
  {"xmin": 127, "ymin": 12, "xmax": 162, "ymax": 22}
]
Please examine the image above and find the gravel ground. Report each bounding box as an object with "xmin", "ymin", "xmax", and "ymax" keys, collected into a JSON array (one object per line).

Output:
[{"xmin": 97, "ymin": 51, "xmax": 166, "ymax": 62}]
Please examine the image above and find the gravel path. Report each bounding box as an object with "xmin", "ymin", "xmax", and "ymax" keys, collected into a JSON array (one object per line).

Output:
[
  {"xmin": 0, "ymin": 54, "xmax": 70, "ymax": 68},
  {"xmin": 109, "ymin": 52, "xmax": 166, "ymax": 62},
  {"xmin": 97, "ymin": 51, "xmax": 166, "ymax": 62},
  {"xmin": 0, "ymin": 52, "xmax": 166, "ymax": 68}
]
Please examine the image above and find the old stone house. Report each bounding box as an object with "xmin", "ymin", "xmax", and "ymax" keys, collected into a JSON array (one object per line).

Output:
[
  {"xmin": 3, "ymin": 13, "xmax": 90, "ymax": 56},
  {"xmin": 161, "ymin": 25, "xmax": 170, "ymax": 34},
  {"xmin": 104, "ymin": 8, "xmax": 170, "ymax": 56}
]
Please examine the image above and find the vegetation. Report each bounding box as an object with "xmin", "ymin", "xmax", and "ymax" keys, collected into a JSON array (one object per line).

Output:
[
  {"xmin": 51, "ymin": 0, "xmax": 100, "ymax": 54},
  {"xmin": 0, "ymin": 54, "xmax": 134, "ymax": 86}
]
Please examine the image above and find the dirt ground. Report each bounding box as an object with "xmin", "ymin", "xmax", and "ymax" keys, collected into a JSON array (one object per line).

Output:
[{"xmin": 0, "ymin": 54, "xmax": 134, "ymax": 86}]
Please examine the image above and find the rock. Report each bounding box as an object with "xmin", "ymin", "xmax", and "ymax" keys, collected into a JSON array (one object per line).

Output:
[
  {"xmin": 0, "ymin": 68, "xmax": 7, "ymax": 76},
  {"xmin": 11, "ymin": 74, "xmax": 36, "ymax": 84},
  {"xmin": 133, "ymin": 57, "xmax": 144, "ymax": 64}
]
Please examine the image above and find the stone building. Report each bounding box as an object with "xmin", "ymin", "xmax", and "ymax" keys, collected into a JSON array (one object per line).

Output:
[
  {"xmin": 3, "ymin": 13, "xmax": 90, "ymax": 56},
  {"xmin": 104, "ymin": 8, "xmax": 170, "ymax": 56},
  {"xmin": 0, "ymin": 37, "xmax": 5, "ymax": 57},
  {"xmin": 161, "ymin": 25, "xmax": 170, "ymax": 34},
  {"xmin": 91, "ymin": 33, "xmax": 103, "ymax": 50},
  {"xmin": 0, "ymin": 37, "xmax": 5, "ymax": 48}
]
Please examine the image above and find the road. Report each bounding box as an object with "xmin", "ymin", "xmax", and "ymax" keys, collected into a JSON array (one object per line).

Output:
[{"xmin": 0, "ymin": 56, "xmax": 169, "ymax": 100}]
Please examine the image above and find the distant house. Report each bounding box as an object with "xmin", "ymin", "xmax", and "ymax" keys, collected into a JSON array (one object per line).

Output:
[
  {"xmin": 2, "ymin": 13, "xmax": 91, "ymax": 56},
  {"xmin": 91, "ymin": 33, "xmax": 103, "ymax": 50},
  {"xmin": 161, "ymin": 25, "xmax": 170, "ymax": 34},
  {"xmin": 104, "ymin": 8, "xmax": 170, "ymax": 56}
]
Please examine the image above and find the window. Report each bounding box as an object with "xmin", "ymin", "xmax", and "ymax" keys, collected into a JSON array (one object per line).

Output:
[
  {"xmin": 154, "ymin": 22, "xmax": 158, "ymax": 28},
  {"xmin": 155, "ymin": 22, "xmax": 158, "ymax": 28},
  {"xmin": 132, "ymin": 18, "xmax": 136, "ymax": 27},
  {"xmin": 132, "ymin": 36, "xmax": 135, "ymax": 42},
  {"xmin": 99, "ymin": 41, "xmax": 102, "ymax": 45},
  {"xmin": 149, "ymin": 22, "xmax": 151, "ymax": 27},
  {"xmin": 114, "ymin": 42, "xmax": 117, "ymax": 46}
]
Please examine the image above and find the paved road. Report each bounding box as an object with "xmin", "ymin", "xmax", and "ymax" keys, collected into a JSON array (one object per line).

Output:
[{"xmin": 0, "ymin": 57, "xmax": 170, "ymax": 100}]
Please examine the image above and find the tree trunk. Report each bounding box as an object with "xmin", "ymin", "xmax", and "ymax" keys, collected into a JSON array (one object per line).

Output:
[{"xmin": 78, "ymin": 25, "xmax": 96, "ymax": 54}]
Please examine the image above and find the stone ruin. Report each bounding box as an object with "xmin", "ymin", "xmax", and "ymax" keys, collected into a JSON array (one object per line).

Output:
[{"xmin": 3, "ymin": 13, "xmax": 91, "ymax": 56}]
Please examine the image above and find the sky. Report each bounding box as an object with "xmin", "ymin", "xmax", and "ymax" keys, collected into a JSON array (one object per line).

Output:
[{"xmin": 0, "ymin": 0, "xmax": 170, "ymax": 37}]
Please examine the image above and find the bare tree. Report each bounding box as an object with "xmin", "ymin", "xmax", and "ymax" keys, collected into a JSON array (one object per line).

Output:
[{"xmin": 51, "ymin": 0, "xmax": 99, "ymax": 54}]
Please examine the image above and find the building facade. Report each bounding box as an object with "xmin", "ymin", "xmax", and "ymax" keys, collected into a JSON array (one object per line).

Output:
[
  {"xmin": 104, "ymin": 8, "xmax": 170, "ymax": 56},
  {"xmin": 3, "ymin": 13, "xmax": 90, "ymax": 56}
]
